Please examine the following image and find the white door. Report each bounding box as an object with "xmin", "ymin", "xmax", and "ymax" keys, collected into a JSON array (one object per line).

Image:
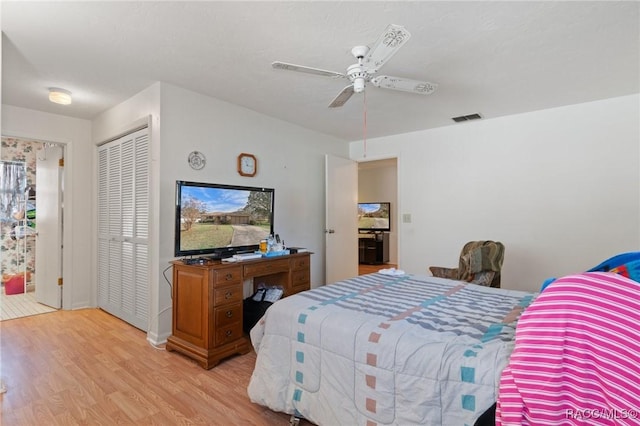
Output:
[
  {"xmin": 325, "ymin": 154, "xmax": 358, "ymax": 284},
  {"xmin": 97, "ymin": 129, "xmax": 149, "ymax": 331},
  {"xmin": 35, "ymin": 145, "xmax": 63, "ymax": 308}
]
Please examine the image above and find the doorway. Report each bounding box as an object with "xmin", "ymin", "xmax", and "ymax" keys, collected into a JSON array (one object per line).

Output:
[
  {"xmin": 0, "ymin": 136, "xmax": 63, "ymax": 320},
  {"xmin": 357, "ymin": 158, "xmax": 398, "ymax": 273}
]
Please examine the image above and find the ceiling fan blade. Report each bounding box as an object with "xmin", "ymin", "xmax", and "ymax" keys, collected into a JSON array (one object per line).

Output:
[
  {"xmin": 272, "ymin": 61, "xmax": 345, "ymax": 79},
  {"xmin": 362, "ymin": 24, "xmax": 411, "ymax": 72},
  {"xmin": 328, "ymin": 85, "xmax": 355, "ymax": 108},
  {"xmin": 370, "ymin": 75, "xmax": 438, "ymax": 95}
]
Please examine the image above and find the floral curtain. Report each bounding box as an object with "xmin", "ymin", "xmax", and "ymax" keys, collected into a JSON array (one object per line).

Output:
[
  {"xmin": 2, "ymin": 136, "xmax": 41, "ymax": 282},
  {"xmin": 1, "ymin": 161, "xmax": 26, "ymax": 222}
]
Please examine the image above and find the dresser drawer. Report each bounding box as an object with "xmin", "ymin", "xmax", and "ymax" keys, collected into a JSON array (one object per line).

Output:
[
  {"xmin": 291, "ymin": 269, "xmax": 310, "ymax": 289},
  {"xmin": 213, "ymin": 285, "xmax": 243, "ymax": 306},
  {"xmin": 212, "ymin": 267, "xmax": 242, "ymax": 287},
  {"xmin": 243, "ymin": 259, "xmax": 289, "ymax": 277},
  {"xmin": 214, "ymin": 303, "xmax": 242, "ymax": 328},
  {"xmin": 215, "ymin": 322, "xmax": 243, "ymax": 346},
  {"xmin": 291, "ymin": 256, "xmax": 310, "ymax": 271}
]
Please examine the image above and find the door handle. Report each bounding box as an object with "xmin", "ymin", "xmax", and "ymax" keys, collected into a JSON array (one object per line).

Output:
[{"xmin": 325, "ymin": 229, "xmax": 335, "ymax": 234}]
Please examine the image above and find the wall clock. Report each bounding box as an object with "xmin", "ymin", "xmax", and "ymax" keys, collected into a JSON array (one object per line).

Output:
[
  {"xmin": 188, "ymin": 151, "xmax": 206, "ymax": 170},
  {"xmin": 237, "ymin": 153, "xmax": 257, "ymax": 177}
]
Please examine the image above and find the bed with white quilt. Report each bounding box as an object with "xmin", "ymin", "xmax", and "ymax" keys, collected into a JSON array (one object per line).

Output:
[{"xmin": 248, "ymin": 272, "xmax": 536, "ymax": 425}]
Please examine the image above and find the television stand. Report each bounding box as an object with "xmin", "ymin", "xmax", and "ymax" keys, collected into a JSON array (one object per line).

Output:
[{"xmin": 358, "ymin": 232, "xmax": 389, "ymax": 265}]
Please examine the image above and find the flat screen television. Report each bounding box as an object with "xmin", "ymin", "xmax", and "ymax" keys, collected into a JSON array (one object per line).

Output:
[
  {"xmin": 358, "ymin": 202, "xmax": 391, "ymax": 232},
  {"xmin": 175, "ymin": 181, "xmax": 274, "ymax": 258}
]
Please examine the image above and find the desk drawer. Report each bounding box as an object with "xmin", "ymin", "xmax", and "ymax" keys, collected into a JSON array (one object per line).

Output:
[
  {"xmin": 243, "ymin": 259, "xmax": 289, "ymax": 277},
  {"xmin": 215, "ymin": 322, "xmax": 243, "ymax": 346},
  {"xmin": 291, "ymin": 269, "xmax": 310, "ymax": 289},
  {"xmin": 213, "ymin": 285, "xmax": 243, "ymax": 306},
  {"xmin": 291, "ymin": 256, "xmax": 309, "ymax": 271},
  {"xmin": 214, "ymin": 303, "xmax": 242, "ymax": 328},
  {"xmin": 212, "ymin": 267, "xmax": 242, "ymax": 286}
]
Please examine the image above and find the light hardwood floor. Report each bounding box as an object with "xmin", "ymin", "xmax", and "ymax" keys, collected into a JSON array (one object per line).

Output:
[
  {"xmin": 358, "ymin": 263, "xmax": 397, "ymax": 275},
  {"xmin": 1, "ymin": 290, "xmax": 57, "ymax": 321},
  {"xmin": 0, "ymin": 309, "xmax": 312, "ymax": 425}
]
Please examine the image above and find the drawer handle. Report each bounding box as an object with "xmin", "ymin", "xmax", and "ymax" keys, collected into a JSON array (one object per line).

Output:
[
  {"xmin": 225, "ymin": 291, "xmax": 233, "ymax": 299},
  {"xmin": 225, "ymin": 330, "xmax": 232, "ymax": 337},
  {"xmin": 225, "ymin": 273, "xmax": 233, "ymax": 280},
  {"xmin": 226, "ymin": 310, "xmax": 233, "ymax": 318}
]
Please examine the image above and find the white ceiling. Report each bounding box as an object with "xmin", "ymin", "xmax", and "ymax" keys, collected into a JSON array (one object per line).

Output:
[{"xmin": 2, "ymin": 1, "xmax": 638, "ymax": 141}]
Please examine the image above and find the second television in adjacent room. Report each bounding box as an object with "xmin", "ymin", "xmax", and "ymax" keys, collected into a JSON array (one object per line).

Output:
[{"xmin": 357, "ymin": 202, "xmax": 390, "ymax": 232}]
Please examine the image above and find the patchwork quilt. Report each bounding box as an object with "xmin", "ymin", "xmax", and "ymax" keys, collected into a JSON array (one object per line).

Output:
[{"xmin": 248, "ymin": 273, "xmax": 536, "ymax": 426}]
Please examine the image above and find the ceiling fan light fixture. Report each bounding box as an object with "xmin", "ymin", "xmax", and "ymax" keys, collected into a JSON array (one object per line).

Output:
[
  {"xmin": 48, "ymin": 88, "xmax": 72, "ymax": 105},
  {"xmin": 272, "ymin": 24, "xmax": 436, "ymax": 108}
]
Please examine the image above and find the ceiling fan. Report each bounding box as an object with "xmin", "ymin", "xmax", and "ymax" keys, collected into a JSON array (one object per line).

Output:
[{"xmin": 272, "ymin": 24, "xmax": 438, "ymax": 108}]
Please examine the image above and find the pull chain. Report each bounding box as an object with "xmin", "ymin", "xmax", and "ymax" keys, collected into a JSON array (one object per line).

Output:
[{"xmin": 363, "ymin": 89, "xmax": 367, "ymax": 158}]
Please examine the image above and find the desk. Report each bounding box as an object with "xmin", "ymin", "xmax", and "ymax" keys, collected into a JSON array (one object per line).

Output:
[{"xmin": 166, "ymin": 253, "xmax": 311, "ymax": 369}]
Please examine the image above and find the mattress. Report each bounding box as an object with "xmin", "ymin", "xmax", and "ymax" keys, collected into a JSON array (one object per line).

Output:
[{"xmin": 248, "ymin": 273, "xmax": 536, "ymax": 425}]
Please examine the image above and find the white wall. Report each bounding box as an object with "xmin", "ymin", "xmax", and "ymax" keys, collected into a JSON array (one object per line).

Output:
[
  {"xmin": 2, "ymin": 105, "xmax": 93, "ymax": 309},
  {"xmin": 350, "ymin": 94, "xmax": 640, "ymax": 292},
  {"xmin": 94, "ymin": 82, "xmax": 348, "ymax": 343}
]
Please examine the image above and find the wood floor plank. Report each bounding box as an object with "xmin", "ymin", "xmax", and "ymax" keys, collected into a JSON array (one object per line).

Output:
[
  {"xmin": 359, "ymin": 262, "xmax": 397, "ymax": 275},
  {"xmin": 0, "ymin": 308, "xmax": 314, "ymax": 425},
  {"xmin": 0, "ymin": 290, "xmax": 57, "ymax": 321}
]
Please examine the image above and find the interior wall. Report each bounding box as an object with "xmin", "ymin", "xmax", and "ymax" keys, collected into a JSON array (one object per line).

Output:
[
  {"xmin": 93, "ymin": 82, "xmax": 349, "ymax": 343},
  {"xmin": 1, "ymin": 105, "xmax": 93, "ymax": 309},
  {"xmin": 358, "ymin": 158, "xmax": 398, "ymax": 264},
  {"xmin": 159, "ymin": 84, "xmax": 348, "ymax": 267},
  {"xmin": 349, "ymin": 94, "xmax": 640, "ymax": 292}
]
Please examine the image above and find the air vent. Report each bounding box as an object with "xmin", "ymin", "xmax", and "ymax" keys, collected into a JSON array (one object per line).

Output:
[{"xmin": 452, "ymin": 113, "xmax": 483, "ymax": 122}]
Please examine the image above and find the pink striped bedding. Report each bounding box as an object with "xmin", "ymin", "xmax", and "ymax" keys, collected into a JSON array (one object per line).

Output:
[{"xmin": 497, "ymin": 272, "xmax": 640, "ymax": 425}]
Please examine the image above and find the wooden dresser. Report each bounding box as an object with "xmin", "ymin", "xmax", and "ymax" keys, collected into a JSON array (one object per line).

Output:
[{"xmin": 166, "ymin": 253, "xmax": 311, "ymax": 369}]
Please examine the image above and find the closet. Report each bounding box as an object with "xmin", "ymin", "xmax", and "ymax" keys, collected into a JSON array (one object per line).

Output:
[{"xmin": 97, "ymin": 128, "xmax": 150, "ymax": 330}]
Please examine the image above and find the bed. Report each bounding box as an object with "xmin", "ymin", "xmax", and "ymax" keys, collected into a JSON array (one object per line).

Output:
[{"xmin": 248, "ymin": 272, "xmax": 536, "ymax": 425}]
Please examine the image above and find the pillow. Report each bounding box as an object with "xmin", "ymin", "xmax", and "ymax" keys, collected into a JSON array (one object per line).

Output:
[
  {"xmin": 609, "ymin": 259, "xmax": 640, "ymax": 283},
  {"xmin": 542, "ymin": 257, "xmax": 640, "ymax": 292}
]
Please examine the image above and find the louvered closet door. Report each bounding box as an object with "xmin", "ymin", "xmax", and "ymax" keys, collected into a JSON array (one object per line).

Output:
[{"xmin": 97, "ymin": 128, "xmax": 149, "ymax": 330}]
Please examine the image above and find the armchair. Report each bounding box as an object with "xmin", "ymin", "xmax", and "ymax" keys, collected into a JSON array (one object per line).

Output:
[{"xmin": 429, "ymin": 240, "xmax": 505, "ymax": 288}]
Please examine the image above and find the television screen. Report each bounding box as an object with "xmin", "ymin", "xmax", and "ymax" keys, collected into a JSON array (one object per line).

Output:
[
  {"xmin": 358, "ymin": 202, "xmax": 391, "ymax": 232},
  {"xmin": 175, "ymin": 181, "xmax": 274, "ymax": 258}
]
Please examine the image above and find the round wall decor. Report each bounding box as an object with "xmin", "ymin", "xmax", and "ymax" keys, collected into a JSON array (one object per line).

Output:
[{"xmin": 188, "ymin": 151, "xmax": 206, "ymax": 170}]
